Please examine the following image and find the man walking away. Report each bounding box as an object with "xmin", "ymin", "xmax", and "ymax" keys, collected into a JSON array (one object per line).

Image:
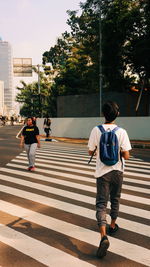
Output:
[
  {"xmin": 88, "ymin": 101, "xmax": 131, "ymax": 258},
  {"xmin": 32, "ymin": 116, "xmax": 37, "ymax": 126},
  {"xmin": 20, "ymin": 117, "xmax": 40, "ymax": 171}
]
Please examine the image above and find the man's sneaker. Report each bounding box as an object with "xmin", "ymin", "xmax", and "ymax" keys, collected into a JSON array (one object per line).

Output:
[
  {"xmin": 108, "ymin": 224, "xmax": 119, "ymax": 235},
  {"xmin": 27, "ymin": 167, "xmax": 32, "ymax": 171},
  {"xmin": 97, "ymin": 235, "xmax": 110, "ymax": 258},
  {"xmin": 30, "ymin": 166, "xmax": 35, "ymax": 171}
]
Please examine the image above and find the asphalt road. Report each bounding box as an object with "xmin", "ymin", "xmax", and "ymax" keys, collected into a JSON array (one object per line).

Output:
[
  {"xmin": 0, "ymin": 125, "xmax": 149, "ymax": 166},
  {"xmin": 0, "ymin": 126, "xmax": 149, "ymax": 267},
  {"xmin": 131, "ymin": 148, "xmax": 150, "ymax": 161},
  {"xmin": 0, "ymin": 125, "xmax": 23, "ymax": 167}
]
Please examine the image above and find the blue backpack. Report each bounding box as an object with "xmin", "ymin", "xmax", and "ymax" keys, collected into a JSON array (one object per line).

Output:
[{"xmin": 98, "ymin": 125, "xmax": 120, "ymax": 166}]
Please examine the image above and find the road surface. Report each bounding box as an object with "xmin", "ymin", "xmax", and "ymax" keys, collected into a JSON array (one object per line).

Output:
[{"xmin": 0, "ymin": 126, "xmax": 149, "ymax": 266}]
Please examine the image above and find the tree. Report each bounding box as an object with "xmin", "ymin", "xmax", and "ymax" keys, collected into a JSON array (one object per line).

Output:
[
  {"xmin": 17, "ymin": 0, "xmax": 150, "ymax": 117},
  {"xmin": 43, "ymin": 8, "xmax": 99, "ymax": 95},
  {"xmin": 43, "ymin": 0, "xmax": 150, "ymax": 94},
  {"xmin": 16, "ymin": 69, "xmax": 54, "ymax": 117},
  {"xmin": 16, "ymin": 81, "xmax": 36, "ymax": 117},
  {"xmin": 124, "ymin": 0, "xmax": 150, "ymax": 85}
]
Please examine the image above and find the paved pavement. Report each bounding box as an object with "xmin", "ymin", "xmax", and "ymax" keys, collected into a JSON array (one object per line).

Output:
[
  {"xmin": 44, "ymin": 136, "xmax": 150, "ymax": 149},
  {"xmin": 0, "ymin": 138, "xmax": 149, "ymax": 266},
  {"xmin": 0, "ymin": 126, "xmax": 21, "ymax": 167}
]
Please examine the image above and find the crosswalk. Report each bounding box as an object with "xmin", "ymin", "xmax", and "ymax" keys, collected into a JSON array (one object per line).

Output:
[{"xmin": 0, "ymin": 142, "xmax": 150, "ymax": 267}]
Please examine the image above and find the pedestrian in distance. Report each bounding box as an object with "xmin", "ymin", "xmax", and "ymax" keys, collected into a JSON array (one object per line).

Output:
[
  {"xmin": 43, "ymin": 117, "xmax": 51, "ymax": 138},
  {"xmin": 10, "ymin": 116, "xmax": 14, "ymax": 126},
  {"xmin": 1, "ymin": 116, "xmax": 6, "ymax": 126},
  {"xmin": 20, "ymin": 117, "xmax": 40, "ymax": 171},
  {"xmin": 88, "ymin": 101, "xmax": 131, "ymax": 259},
  {"xmin": 32, "ymin": 116, "xmax": 37, "ymax": 126}
]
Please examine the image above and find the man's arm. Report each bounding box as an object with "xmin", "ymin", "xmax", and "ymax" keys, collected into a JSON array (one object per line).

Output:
[
  {"xmin": 120, "ymin": 129, "xmax": 132, "ymax": 160},
  {"xmin": 121, "ymin": 150, "xmax": 130, "ymax": 160},
  {"xmin": 88, "ymin": 149, "xmax": 97, "ymax": 156},
  {"xmin": 88, "ymin": 147, "xmax": 97, "ymax": 164},
  {"xmin": 89, "ymin": 150, "xmax": 93, "ymax": 156}
]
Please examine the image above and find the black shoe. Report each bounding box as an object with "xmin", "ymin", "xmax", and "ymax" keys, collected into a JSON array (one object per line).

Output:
[
  {"xmin": 109, "ymin": 224, "xmax": 119, "ymax": 235},
  {"xmin": 97, "ymin": 235, "xmax": 110, "ymax": 258}
]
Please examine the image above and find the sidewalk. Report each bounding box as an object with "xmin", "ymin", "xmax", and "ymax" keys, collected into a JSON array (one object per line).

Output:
[{"xmin": 41, "ymin": 135, "xmax": 150, "ymax": 149}]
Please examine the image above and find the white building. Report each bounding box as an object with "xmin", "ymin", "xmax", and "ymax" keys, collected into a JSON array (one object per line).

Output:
[
  {"xmin": 0, "ymin": 80, "xmax": 4, "ymax": 115},
  {"xmin": 0, "ymin": 40, "xmax": 14, "ymax": 115}
]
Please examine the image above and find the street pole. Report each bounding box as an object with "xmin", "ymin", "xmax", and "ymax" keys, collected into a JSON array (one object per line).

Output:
[
  {"xmin": 99, "ymin": 0, "xmax": 102, "ymax": 116},
  {"xmin": 37, "ymin": 64, "xmax": 41, "ymax": 117},
  {"xmin": 135, "ymin": 78, "xmax": 145, "ymax": 115}
]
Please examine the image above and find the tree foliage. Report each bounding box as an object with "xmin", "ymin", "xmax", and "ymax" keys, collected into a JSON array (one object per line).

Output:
[
  {"xmin": 17, "ymin": 0, "xmax": 150, "ymax": 117},
  {"xmin": 43, "ymin": 0, "xmax": 150, "ymax": 95},
  {"xmin": 16, "ymin": 68, "xmax": 56, "ymax": 117}
]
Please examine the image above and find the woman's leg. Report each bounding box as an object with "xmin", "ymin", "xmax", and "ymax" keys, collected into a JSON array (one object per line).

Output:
[
  {"xmin": 28, "ymin": 143, "xmax": 37, "ymax": 167},
  {"xmin": 47, "ymin": 128, "xmax": 50, "ymax": 137},
  {"xmin": 24, "ymin": 144, "xmax": 31, "ymax": 167}
]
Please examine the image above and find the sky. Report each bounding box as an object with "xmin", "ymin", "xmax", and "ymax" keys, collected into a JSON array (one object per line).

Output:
[{"xmin": 0, "ymin": 0, "xmax": 84, "ymax": 92}]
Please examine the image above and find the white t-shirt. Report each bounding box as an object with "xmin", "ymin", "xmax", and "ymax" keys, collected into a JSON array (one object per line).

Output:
[{"xmin": 88, "ymin": 124, "xmax": 132, "ymax": 178}]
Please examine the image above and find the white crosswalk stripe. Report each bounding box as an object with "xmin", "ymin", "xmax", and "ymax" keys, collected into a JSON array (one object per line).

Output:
[
  {"xmin": 3, "ymin": 162, "xmax": 150, "ymax": 205},
  {"xmin": 0, "ymin": 142, "xmax": 150, "ymax": 267},
  {"xmin": 0, "ymin": 223, "xmax": 93, "ymax": 267},
  {"xmin": 0, "ymin": 201, "xmax": 149, "ymax": 266},
  {"xmin": 1, "ymin": 166, "xmax": 149, "ymax": 220}
]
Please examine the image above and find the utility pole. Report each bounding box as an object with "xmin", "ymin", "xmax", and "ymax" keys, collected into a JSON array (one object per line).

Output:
[
  {"xmin": 36, "ymin": 63, "xmax": 51, "ymax": 117},
  {"xmin": 135, "ymin": 78, "xmax": 145, "ymax": 115},
  {"xmin": 99, "ymin": 0, "xmax": 102, "ymax": 116},
  {"xmin": 37, "ymin": 64, "xmax": 41, "ymax": 117}
]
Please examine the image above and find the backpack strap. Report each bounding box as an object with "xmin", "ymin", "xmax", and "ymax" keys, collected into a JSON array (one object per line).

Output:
[
  {"xmin": 97, "ymin": 125, "xmax": 105, "ymax": 133},
  {"xmin": 98, "ymin": 125, "xmax": 120, "ymax": 133},
  {"xmin": 112, "ymin": 126, "xmax": 123, "ymax": 169},
  {"xmin": 112, "ymin": 126, "xmax": 120, "ymax": 133}
]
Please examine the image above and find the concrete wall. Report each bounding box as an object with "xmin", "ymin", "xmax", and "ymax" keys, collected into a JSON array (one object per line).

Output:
[
  {"xmin": 57, "ymin": 92, "xmax": 150, "ymax": 117},
  {"xmin": 37, "ymin": 117, "xmax": 150, "ymax": 140}
]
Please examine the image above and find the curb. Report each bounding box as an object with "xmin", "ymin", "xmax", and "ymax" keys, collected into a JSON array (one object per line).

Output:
[
  {"xmin": 131, "ymin": 143, "xmax": 150, "ymax": 149},
  {"xmin": 40, "ymin": 136, "xmax": 88, "ymax": 145},
  {"xmin": 41, "ymin": 136, "xmax": 150, "ymax": 148},
  {"xmin": 40, "ymin": 138, "xmax": 58, "ymax": 142}
]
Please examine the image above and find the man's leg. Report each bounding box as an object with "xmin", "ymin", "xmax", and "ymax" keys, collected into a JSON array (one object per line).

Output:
[
  {"xmin": 109, "ymin": 171, "xmax": 123, "ymax": 230},
  {"xmin": 96, "ymin": 177, "xmax": 109, "ymax": 235},
  {"xmin": 96, "ymin": 173, "xmax": 111, "ymax": 257}
]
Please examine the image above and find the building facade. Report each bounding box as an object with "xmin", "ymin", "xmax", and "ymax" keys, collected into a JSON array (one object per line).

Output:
[
  {"xmin": 0, "ymin": 80, "xmax": 4, "ymax": 115},
  {"xmin": 0, "ymin": 40, "xmax": 13, "ymax": 114}
]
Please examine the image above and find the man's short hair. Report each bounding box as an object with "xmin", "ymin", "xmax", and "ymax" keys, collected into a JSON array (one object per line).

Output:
[{"xmin": 102, "ymin": 101, "xmax": 119, "ymax": 122}]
